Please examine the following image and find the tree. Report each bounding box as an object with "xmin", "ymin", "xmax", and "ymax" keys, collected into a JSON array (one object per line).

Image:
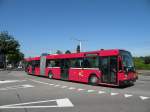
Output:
[
  {"xmin": 56, "ymin": 50, "xmax": 63, "ymax": 54},
  {"xmin": 0, "ymin": 31, "xmax": 20, "ymax": 54},
  {"xmin": 144, "ymin": 56, "xmax": 150, "ymax": 64},
  {"xmin": 7, "ymin": 51, "xmax": 24, "ymax": 67},
  {"xmin": 76, "ymin": 45, "xmax": 80, "ymax": 53},
  {"xmin": 0, "ymin": 31, "xmax": 24, "ymax": 68},
  {"xmin": 65, "ymin": 50, "xmax": 71, "ymax": 54}
]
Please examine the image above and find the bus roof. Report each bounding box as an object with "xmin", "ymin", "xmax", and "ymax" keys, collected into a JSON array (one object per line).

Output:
[
  {"xmin": 25, "ymin": 49, "xmax": 123, "ymax": 61},
  {"xmin": 24, "ymin": 56, "xmax": 40, "ymax": 61}
]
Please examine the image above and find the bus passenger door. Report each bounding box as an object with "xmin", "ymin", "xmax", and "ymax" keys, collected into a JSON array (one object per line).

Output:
[
  {"xmin": 101, "ymin": 56, "xmax": 117, "ymax": 84},
  {"xmin": 32, "ymin": 65, "xmax": 35, "ymax": 75},
  {"xmin": 60, "ymin": 59, "xmax": 69, "ymax": 80}
]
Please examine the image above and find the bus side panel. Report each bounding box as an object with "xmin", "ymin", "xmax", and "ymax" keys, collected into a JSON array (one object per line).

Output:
[
  {"xmin": 34, "ymin": 67, "xmax": 40, "ymax": 76},
  {"xmin": 118, "ymin": 72, "xmax": 126, "ymax": 81},
  {"xmin": 46, "ymin": 67, "xmax": 61, "ymax": 79},
  {"xmin": 45, "ymin": 67, "xmax": 51, "ymax": 77},
  {"xmin": 79, "ymin": 69, "xmax": 101, "ymax": 83},
  {"xmin": 51, "ymin": 68, "xmax": 61, "ymax": 79},
  {"xmin": 69, "ymin": 68, "xmax": 80, "ymax": 82},
  {"xmin": 28, "ymin": 66, "xmax": 32, "ymax": 74}
]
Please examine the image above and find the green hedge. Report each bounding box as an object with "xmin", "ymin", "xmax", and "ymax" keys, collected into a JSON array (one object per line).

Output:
[{"xmin": 134, "ymin": 57, "xmax": 150, "ymax": 70}]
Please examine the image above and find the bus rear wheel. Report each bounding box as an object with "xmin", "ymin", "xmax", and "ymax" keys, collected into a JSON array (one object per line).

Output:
[
  {"xmin": 48, "ymin": 72, "xmax": 53, "ymax": 79},
  {"xmin": 89, "ymin": 75, "xmax": 99, "ymax": 86}
]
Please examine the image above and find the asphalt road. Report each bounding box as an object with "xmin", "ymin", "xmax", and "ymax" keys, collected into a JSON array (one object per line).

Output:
[{"xmin": 0, "ymin": 71, "xmax": 150, "ymax": 112}]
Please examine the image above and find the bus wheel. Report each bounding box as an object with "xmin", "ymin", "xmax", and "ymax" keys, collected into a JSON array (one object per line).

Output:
[
  {"xmin": 48, "ymin": 72, "xmax": 53, "ymax": 79},
  {"xmin": 89, "ymin": 75, "xmax": 99, "ymax": 86}
]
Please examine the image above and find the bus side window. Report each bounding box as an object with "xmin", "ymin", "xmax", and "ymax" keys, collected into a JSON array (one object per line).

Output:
[
  {"xmin": 64, "ymin": 59, "xmax": 71, "ymax": 68},
  {"xmin": 46, "ymin": 60, "xmax": 56, "ymax": 67},
  {"xmin": 35, "ymin": 60, "xmax": 40, "ymax": 67},
  {"xmin": 83, "ymin": 59, "xmax": 91, "ymax": 68},
  {"xmin": 83, "ymin": 57, "xmax": 99, "ymax": 68},
  {"xmin": 70, "ymin": 59, "xmax": 76, "ymax": 67},
  {"xmin": 31, "ymin": 61, "xmax": 35, "ymax": 67},
  {"xmin": 55, "ymin": 60, "xmax": 60, "ymax": 67},
  {"xmin": 71, "ymin": 58, "xmax": 83, "ymax": 68},
  {"xmin": 46, "ymin": 60, "xmax": 51, "ymax": 67}
]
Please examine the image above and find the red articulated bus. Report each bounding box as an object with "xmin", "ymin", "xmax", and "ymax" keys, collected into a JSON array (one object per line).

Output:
[{"xmin": 24, "ymin": 49, "xmax": 138, "ymax": 87}]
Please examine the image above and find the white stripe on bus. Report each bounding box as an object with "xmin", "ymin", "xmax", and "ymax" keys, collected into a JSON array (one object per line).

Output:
[{"xmin": 70, "ymin": 68, "xmax": 99, "ymax": 70}]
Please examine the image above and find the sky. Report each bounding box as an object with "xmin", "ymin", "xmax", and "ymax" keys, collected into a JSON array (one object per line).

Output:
[{"xmin": 0, "ymin": 0, "xmax": 150, "ymax": 57}]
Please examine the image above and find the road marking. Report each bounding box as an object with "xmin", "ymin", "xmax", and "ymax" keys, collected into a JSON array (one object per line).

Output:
[
  {"xmin": 28, "ymin": 79, "xmax": 150, "ymax": 100},
  {"xmin": 87, "ymin": 90, "xmax": 95, "ymax": 92},
  {"xmin": 0, "ymin": 98, "xmax": 74, "ymax": 109},
  {"xmin": 139, "ymin": 96, "xmax": 150, "ymax": 100},
  {"xmin": 77, "ymin": 88, "xmax": 85, "ymax": 91},
  {"xmin": 54, "ymin": 85, "xmax": 60, "ymax": 87},
  {"xmin": 0, "ymin": 84, "xmax": 34, "ymax": 91},
  {"xmin": 68, "ymin": 87, "xmax": 76, "ymax": 90},
  {"xmin": 29, "ymin": 79, "xmax": 50, "ymax": 85},
  {"xmin": 56, "ymin": 98, "xmax": 74, "ymax": 107},
  {"xmin": 124, "ymin": 94, "xmax": 133, "ymax": 98},
  {"xmin": 0, "ymin": 80, "xmax": 26, "ymax": 84},
  {"xmin": 61, "ymin": 86, "xmax": 68, "ymax": 88},
  {"xmin": 98, "ymin": 91, "xmax": 106, "ymax": 94},
  {"xmin": 138, "ymin": 81, "xmax": 150, "ymax": 83},
  {"xmin": 110, "ymin": 92, "xmax": 119, "ymax": 96},
  {"xmin": 49, "ymin": 84, "xmax": 54, "ymax": 86}
]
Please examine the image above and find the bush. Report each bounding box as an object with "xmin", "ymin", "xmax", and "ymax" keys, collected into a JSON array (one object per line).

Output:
[
  {"xmin": 134, "ymin": 57, "xmax": 150, "ymax": 70},
  {"xmin": 144, "ymin": 56, "xmax": 150, "ymax": 64}
]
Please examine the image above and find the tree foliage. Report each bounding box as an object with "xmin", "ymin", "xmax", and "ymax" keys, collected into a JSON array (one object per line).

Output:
[
  {"xmin": 144, "ymin": 56, "xmax": 150, "ymax": 64},
  {"xmin": 76, "ymin": 45, "xmax": 80, "ymax": 53},
  {"xmin": 0, "ymin": 31, "xmax": 24, "ymax": 67},
  {"xmin": 0, "ymin": 31, "xmax": 20, "ymax": 54},
  {"xmin": 56, "ymin": 50, "xmax": 63, "ymax": 54},
  {"xmin": 133, "ymin": 57, "xmax": 150, "ymax": 70},
  {"xmin": 65, "ymin": 50, "xmax": 71, "ymax": 54}
]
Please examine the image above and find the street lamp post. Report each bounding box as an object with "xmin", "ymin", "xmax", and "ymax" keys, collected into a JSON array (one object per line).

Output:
[{"xmin": 71, "ymin": 38, "xmax": 87, "ymax": 52}]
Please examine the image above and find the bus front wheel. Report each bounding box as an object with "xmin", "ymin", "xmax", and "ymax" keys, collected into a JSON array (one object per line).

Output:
[{"xmin": 88, "ymin": 75, "xmax": 99, "ymax": 86}]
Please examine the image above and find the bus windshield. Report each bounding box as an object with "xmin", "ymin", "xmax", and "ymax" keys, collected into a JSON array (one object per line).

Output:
[{"xmin": 120, "ymin": 50, "xmax": 134, "ymax": 71}]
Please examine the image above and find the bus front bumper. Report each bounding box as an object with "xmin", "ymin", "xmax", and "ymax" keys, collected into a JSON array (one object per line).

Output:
[{"xmin": 119, "ymin": 78, "xmax": 137, "ymax": 86}]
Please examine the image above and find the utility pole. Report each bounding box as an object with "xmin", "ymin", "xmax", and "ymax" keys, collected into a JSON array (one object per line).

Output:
[{"xmin": 71, "ymin": 38, "xmax": 87, "ymax": 52}]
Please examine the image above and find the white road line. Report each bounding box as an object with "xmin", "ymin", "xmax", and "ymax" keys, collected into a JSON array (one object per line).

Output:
[
  {"xmin": 0, "ymin": 84, "xmax": 34, "ymax": 91},
  {"xmin": 61, "ymin": 86, "xmax": 68, "ymax": 88},
  {"xmin": 29, "ymin": 79, "xmax": 57, "ymax": 87},
  {"xmin": 0, "ymin": 80, "xmax": 26, "ymax": 84},
  {"xmin": 110, "ymin": 92, "xmax": 119, "ymax": 96},
  {"xmin": 49, "ymin": 84, "xmax": 54, "ymax": 86},
  {"xmin": 28, "ymin": 79, "xmax": 149, "ymax": 100},
  {"xmin": 54, "ymin": 85, "xmax": 60, "ymax": 87},
  {"xmin": 137, "ymin": 81, "xmax": 150, "ymax": 83},
  {"xmin": 124, "ymin": 94, "xmax": 133, "ymax": 98},
  {"xmin": 87, "ymin": 90, "xmax": 95, "ymax": 92},
  {"xmin": 77, "ymin": 88, "xmax": 85, "ymax": 91},
  {"xmin": 98, "ymin": 91, "xmax": 106, "ymax": 94},
  {"xmin": 68, "ymin": 87, "xmax": 76, "ymax": 90},
  {"xmin": 29, "ymin": 79, "xmax": 50, "ymax": 85},
  {"xmin": 56, "ymin": 98, "xmax": 74, "ymax": 107},
  {"xmin": 139, "ymin": 96, "xmax": 150, "ymax": 100},
  {"xmin": 0, "ymin": 98, "xmax": 74, "ymax": 109}
]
